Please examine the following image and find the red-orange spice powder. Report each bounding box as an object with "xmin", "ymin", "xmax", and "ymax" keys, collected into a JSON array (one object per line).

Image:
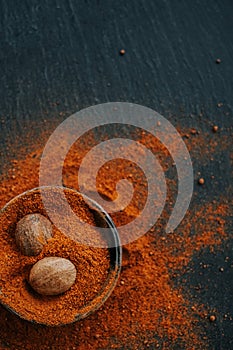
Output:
[{"xmin": 0, "ymin": 126, "xmax": 230, "ymax": 349}]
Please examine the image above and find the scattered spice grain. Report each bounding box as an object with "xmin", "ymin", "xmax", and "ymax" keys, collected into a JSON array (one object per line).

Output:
[
  {"xmin": 198, "ymin": 178, "xmax": 205, "ymax": 185},
  {"xmin": 190, "ymin": 128, "xmax": 198, "ymax": 135},
  {"xmin": 209, "ymin": 315, "xmax": 216, "ymax": 322}
]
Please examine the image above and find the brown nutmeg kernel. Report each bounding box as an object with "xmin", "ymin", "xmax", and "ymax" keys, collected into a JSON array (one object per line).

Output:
[
  {"xmin": 29, "ymin": 257, "xmax": 77, "ymax": 296},
  {"xmin": 15, "ymin": 213, "xmax": 53, "ymax": 256}
]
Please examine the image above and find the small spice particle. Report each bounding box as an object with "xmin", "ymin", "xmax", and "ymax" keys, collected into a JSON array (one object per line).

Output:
[
  {"xmin": 209, "ymin": 315, "xmax": 216, "ymax": 322},
  {"xmin": 216, "ymin": 58, "xmax": 221, "ymax": 64},
  {"xmin": 119, "ymin": 49, "xmax": 126, "ymax": 56},
  {"xmin": 212, "ymin": 125, "xmax": 218, "ymax": 133},
  {"xmin": 190, "ymin": 128, "xmax": 197, "ymax": 135},
  {"xmin": 198, "ymin": 178, "xmax": 205, "ymax": 185}
]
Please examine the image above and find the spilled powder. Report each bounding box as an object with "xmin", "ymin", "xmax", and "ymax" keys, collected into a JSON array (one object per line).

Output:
[{"xmin": 0, "ymin": 126, "xmax": 231, "ymax": 349}]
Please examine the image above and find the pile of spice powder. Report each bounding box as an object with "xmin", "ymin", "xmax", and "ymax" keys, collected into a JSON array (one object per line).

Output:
[{"xmin": 0, "ymin": 124, "xmax": 231, "ymax": 349}]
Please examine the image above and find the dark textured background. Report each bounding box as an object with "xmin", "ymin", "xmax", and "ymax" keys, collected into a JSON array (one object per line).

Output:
[{"xmin": 0, "ymin": 0, "xmax": 232, "ymax": 349}]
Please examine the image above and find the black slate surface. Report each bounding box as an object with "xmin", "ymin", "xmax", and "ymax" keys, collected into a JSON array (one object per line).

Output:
[{"xmin": 0, "ymin": 1, "xmax": 232, "ymax": 349}]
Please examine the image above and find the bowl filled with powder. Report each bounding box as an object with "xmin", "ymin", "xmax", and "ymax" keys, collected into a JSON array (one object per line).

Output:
[{"xmin": 0, "ymin": 186, "xmax": 121, "ymax": 326}]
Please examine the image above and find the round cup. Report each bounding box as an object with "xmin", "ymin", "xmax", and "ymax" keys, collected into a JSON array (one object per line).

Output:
[{"xmin": 0, "ymin": 186, "xmax": 121, "ymax": 326}]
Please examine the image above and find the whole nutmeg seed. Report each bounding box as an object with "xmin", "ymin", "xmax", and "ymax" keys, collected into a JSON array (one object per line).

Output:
[
  {"xmin": 29, "ymin": 257, "xmax": 77, "ymax": 296},
  {"xmin": 15, "ymin": 213, "xmax": 53, "ymax": 256}
]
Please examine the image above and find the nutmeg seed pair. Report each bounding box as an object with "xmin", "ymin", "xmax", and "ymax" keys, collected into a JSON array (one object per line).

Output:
[{"xmin": 15, "ymin": 214, "xmax": 77, "ymax": 296}]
